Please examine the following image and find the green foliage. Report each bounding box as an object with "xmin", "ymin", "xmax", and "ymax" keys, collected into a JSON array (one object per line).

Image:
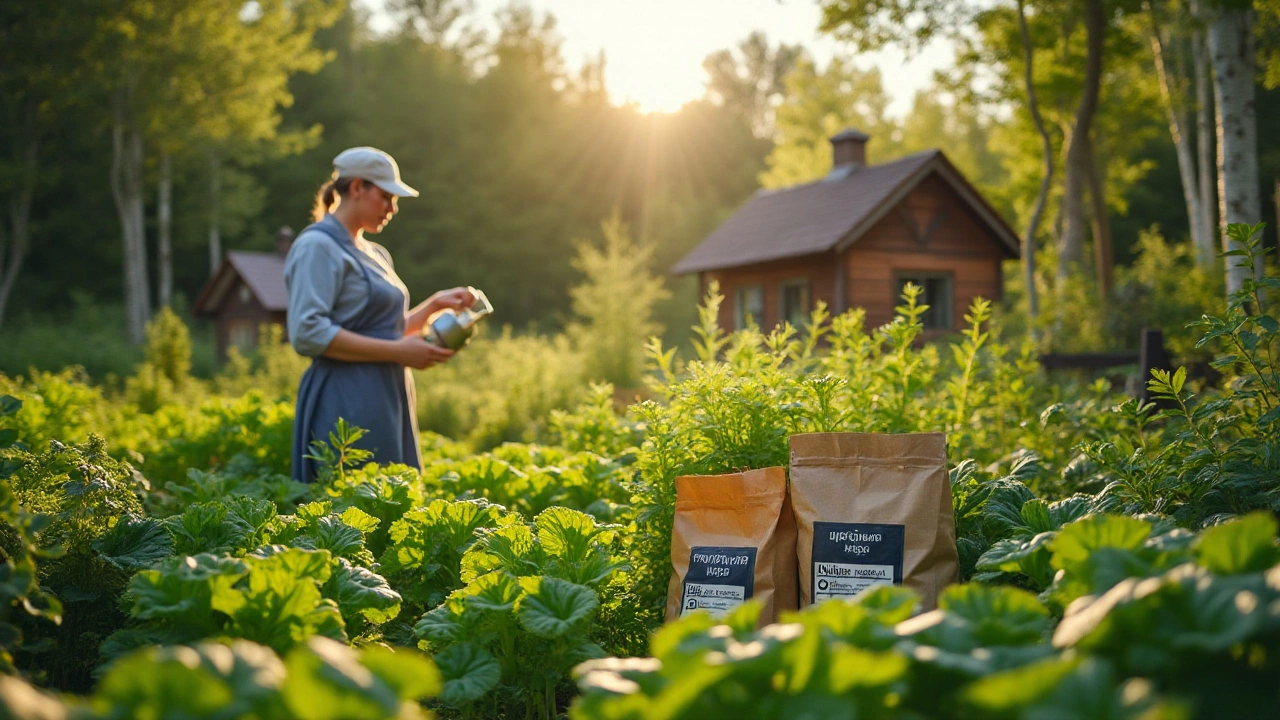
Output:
[
  {"xmin": 422, "ymin": 448, "xmax": 632, "ymax": 521},
  {"xmin": 626, "ymin": 281, "xmax": 1093, "ymax": 628},
  {"xmin": 546, "ymin": 383, "xmax": 644, "ymax": 459},
  {"xmin": 415, "ymin": 327, "xmax": 588, "ymax": 449},
  {"xmin": 212, "ymin": 324, "xmax": 310, "ymax": 400},
  {"xmin": 111, "ymin": 547, "xmax": 356, "ymax": 656},
  {"xmin": 305, "ymin": 418, "xmax": 375, "ymax": 488},
  {"xmin": 567, "ymin": 214, "xmax": 670, "ymax": 388},
  {"xmin": 2, "ymin": 434, "xmax": 152, "ymax": 690},
  {"xmin": 573, "ymin": 510, "xmax": 1280, "ymax": 719},
  {"xmin": 379, "ymin": 498, "xmax": 520, "ymax": 613},
  {"xmin": 0, "ymin": 638, "xmax": 440, "ymax": 720},
  {"xmin": 0, "ymin": 396, "xmax": 63, "ymax": 675},
  {"xmin": 414, "ymin": 506, "xmax": 625, "ymax": 719}
]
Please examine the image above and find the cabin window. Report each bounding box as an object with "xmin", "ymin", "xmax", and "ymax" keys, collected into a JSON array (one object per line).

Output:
[
  {"xmin": 894, "ymin": 272, "xmax": 953, "ymax": 330},
  {"xmin": 734, "ymin": 284, "xmax": 764, "ymax": 329},
  {"xmin": 779, "ymin": 279, "xmax": 811, "ymax": 327},
  {"xmin": 228, "ymin": 320, "xmax": 257, "ymax": 353}
]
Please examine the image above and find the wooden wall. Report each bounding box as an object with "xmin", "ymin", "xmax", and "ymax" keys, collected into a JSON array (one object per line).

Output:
[
  {"xmin": 213, "ymin": 279, "xmax": 286, "ymax": 363},
  {"xmin": 846, "ymin": 174, "xmax": 1008, "ymax": 330},
  {"xmin": 702, "ymin": 252, "xmax": 838, "ymax": 331},
  {"xmin": 700, "ymin": 172, "xmax": 1011, "ymax": 336}
]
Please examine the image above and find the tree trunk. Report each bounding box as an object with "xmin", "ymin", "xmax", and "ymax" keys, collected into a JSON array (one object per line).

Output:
[
  {"xmin": 1058, "ymin": 0, "xmax": 1105, "ymax": 285},
  {"xmin": 1208, "ymin": 8, "xmax": 1261, "ymax": 296},
  {"xmin": 1192, "ymin": 9, "xmax": 1218, "ymax": 267},
  {"xmin": 1084, "ymin": 134, "xmax": 1113, "ymax": 304},
  {"xmin": 208, "ymin": 154, "xmax": 222, "ymax": 277},
  {"xmin": 158, "ymin": 151, "xmax": 173, "ymax": 308},
  {"xmin": 0, "ymin": 110, "xmax": 37, "ymax": 330},
  {"xmin": 1017, "ymin": 0, "xmax": 1047, "ymax": 323},
  {"xmin": 1148, "ymin": 4, "xmax": 1209, "ymax": 264},
  {"xmin": 110, "ymin": 74, "xmax": 152, "ymax": 345}
]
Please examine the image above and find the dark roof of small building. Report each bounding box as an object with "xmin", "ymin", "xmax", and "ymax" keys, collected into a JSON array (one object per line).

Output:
[
  {"xmin": 193, "ymin": 251, "xmax": 287, "ymax": 316},
  {"xmin": 672, "ymin": 150, "xmax": 1020, "ymax": 275}
]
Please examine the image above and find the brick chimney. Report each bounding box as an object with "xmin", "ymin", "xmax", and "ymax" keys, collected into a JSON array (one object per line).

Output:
[{"xmin": 830, "ymin": 128, "xmax": 869, "ymax": 168}]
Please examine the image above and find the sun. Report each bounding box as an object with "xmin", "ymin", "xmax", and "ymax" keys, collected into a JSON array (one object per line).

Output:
[{"xmin": 608, "ymin": 58, "xmax": 702, "ymax": 114}]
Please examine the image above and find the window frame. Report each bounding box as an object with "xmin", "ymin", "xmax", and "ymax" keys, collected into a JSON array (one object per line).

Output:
[
  {"xmin": 778, "ymin": 277, "xmax": 812, "ymax": 328},
  {"xmin": 227, "ymin": 319, "xmax": 258, "ymax": 353},
  {"xmin": 893, "ymin": 270, "xmax": 954, "ymax": 331},
  {"xmin": 734, "ymin": 283, "xmax": 765, "ymax": 330}
]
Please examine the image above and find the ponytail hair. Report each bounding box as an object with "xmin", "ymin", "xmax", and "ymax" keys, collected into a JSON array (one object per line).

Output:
[{"xmin": 311, "ymin": 176, "xmax": 358, "ymax": 222}]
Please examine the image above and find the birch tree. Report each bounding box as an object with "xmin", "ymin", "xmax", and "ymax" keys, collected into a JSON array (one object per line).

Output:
[
  {"xmin": 1205, "ymin": 1, "xmax": 1261, "ymax": 296},
  {"xmin": 98, "ymin": 0, "xmax": 336, "ymax": 338},
  {"xmin": 1144, "ymin": 0, "xmax": 1216, "ymax": 267}
]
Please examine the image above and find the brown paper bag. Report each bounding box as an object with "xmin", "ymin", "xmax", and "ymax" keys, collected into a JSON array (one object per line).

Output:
[
  {"xmin": 790, "ymin": 432, "xmax": 957, "ymax": 612},
  {"xmin": 665, "ymin": 467, "xmax": 798, "ymax": 624}
]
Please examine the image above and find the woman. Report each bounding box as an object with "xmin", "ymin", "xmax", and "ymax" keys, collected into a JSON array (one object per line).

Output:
[{"xmin": 285, "ymin": 146, "xmax": 473, "ymax": 482}]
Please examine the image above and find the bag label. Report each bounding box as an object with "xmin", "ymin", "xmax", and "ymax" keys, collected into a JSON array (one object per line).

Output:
[
  {"xmin": 810, "ymin": 522, "xmax": 904, "ymax": 603},
  {"xmin": 680, "ymin": 546, "xmax": 756, "ymax": 618}
]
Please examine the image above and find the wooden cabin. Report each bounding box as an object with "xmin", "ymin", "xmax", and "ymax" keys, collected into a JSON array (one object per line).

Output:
[
  {"xmin": 193, "ymin": 228, "xmax": 293, "ymax": 362},
  {"xmin": 673, "ymin": 129, "xmax": 1020, "ymax": 335}
]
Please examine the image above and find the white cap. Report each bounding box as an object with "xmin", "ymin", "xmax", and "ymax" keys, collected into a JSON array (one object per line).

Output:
[{"xmin": 332, "ymin": 147, "xmax": 419, "ymax": 197}]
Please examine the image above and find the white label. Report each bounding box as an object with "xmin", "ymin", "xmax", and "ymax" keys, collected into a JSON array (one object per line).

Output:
[
  {"xmin": 680, "ymin": 582, "xmax": 747, "ymax": 618},
  {"xmin": 813, "ymin": 563, "xmax": 895, "ymax": 601}
]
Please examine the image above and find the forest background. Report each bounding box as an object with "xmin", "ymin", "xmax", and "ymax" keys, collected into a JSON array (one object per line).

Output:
[{"xmin": 2, "ymin": 0, "xmax": 1280, "ymax": 386}]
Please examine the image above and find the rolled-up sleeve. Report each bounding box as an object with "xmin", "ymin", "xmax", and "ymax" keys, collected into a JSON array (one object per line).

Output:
[{"xmin": 284, "ymin": 235, "xmax": 345, "ymax": 357}]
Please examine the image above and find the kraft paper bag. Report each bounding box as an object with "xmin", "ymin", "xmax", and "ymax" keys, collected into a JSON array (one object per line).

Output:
[
  {"xmin": 665, "ymin": 467, "xmax": 798, "ymax": 625},
  {"xmin": 790, "ymin": 432, "xmax": 957, "ymax": 612}
]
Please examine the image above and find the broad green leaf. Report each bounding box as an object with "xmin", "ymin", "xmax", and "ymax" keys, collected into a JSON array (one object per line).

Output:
[
  {"xmin": 94, "ymin": 645, "xmax": 237, "ymax": 718},
  {"xmin": 460, "ymin": 523, "xmax": 538, "ymax": 582},
  {"xmin": 282, "ymin": 636, "xmax": 399, "ymax": 720},
  {"xmin": 981, "ymin": 479, "xmax": 1036, "ymax": 535},
  {"xmin": 359, "ymin": 645, "xmax": 440, "ymax": 701},
  {"xmin": 295, "ymin": 516, "xmax": 367, "ymax": 561},
  {"xmin": 414, "ymin": 603, "xmax": 465, "ymax": 643},
  {"xmin": 93, "ymin": 514, "xmax": 173, "ymax": 572},
  {"xmin": 536, "ymin": 506, "xmax": 608, "ymax": 562},
  {"xmin": 327, "ymin": 559, "xmax": 401, "ymax": 624},
  {"xmin": 827, "ymin": 646, "xmax": 909, "ymax": 692},
  {"xmin": 225, "ymin": 497, "xmax": 278, "ymax": 537},
  {"xmin": 962, "ymin": 656, "xmax": 1080, "ymax": 711},
  {"xmin": 434, "ymin": 642, "xmax": 501, "ymax": 706},
  {"xmin": 129, "ymin": 554, "xmax": 247, "ymax": 625},
  {"xmin": 1194, "ymin": 512, "xmax": 1280, "ymax": 575},
  {"xmin": 1051, "ymin": 515, "xmax": 1152, "ymax": 573},
  {"xmin": 463, "ymin": 571, "xmax": 522, "ymax": 613},
  {"xmin": 166, "ymin": 503, "xmax": 254, "ymax": 556},
  {"xmin": 338, "ymin": 506, "xmax": 380, "ymax": 534},
  {"xmin": 1020, "ymin": 499, "xmax": 1053, "ymax": 534},
  {"xmin": 938, "ymin": 584, "xmax": 1050, "ymax": 646},
  {"xmin": 296, "ymin": 501, "xmax": 333, "ymax": 524},
  {"xmin": 518, "ymin": 577, "xmax": 598, "ymax": 638}
]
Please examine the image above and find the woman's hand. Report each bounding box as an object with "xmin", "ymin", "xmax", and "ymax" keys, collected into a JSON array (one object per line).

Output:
[
  {"xmin": 404, "ymin": 287, "xmax": 477, "ymax": 336},
  {"xmin": 392, "ymin": 335, "xmax": 455, "ymax": 369},
  {"xmin": 432, "ymin": 287, "xmax": 475, "ymax": 312}
]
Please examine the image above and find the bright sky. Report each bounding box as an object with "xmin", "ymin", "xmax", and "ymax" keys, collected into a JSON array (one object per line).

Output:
[{"xmin": 365, "ymin": 0, "xmax": 954, "ymax": 117}]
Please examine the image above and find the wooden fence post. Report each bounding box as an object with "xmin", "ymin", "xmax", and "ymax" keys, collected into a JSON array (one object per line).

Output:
[{"xmin": 1138, "ymin": 328, "xmax": 1174, "ymax": 405}]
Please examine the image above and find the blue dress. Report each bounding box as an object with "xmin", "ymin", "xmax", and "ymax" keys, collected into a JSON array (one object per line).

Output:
[{"xmin": 287, "ymin": 216, "xmax": 421, "ymax": 482}]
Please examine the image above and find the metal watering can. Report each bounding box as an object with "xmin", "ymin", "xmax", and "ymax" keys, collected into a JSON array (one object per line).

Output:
[{"xmin": 423, "ymin": 287, "xmax": 494, "ymax": 350}]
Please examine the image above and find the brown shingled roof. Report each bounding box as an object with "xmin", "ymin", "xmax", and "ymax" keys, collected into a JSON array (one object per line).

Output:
[
  {"xmin": 672, "ymin": 150, "xmax": 1019, "ymax": 275},
  {"xmin": 193, "ymin": 251, "xmax": 287, "ymax": 316}
]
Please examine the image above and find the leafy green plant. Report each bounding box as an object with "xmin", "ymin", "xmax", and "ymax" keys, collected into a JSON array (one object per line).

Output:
[
  {"xmin": 379, "ymin": 498, "xmax": 519, "ymax": 612},
  {"xmin": 573, "ymin": 512, "xmax": 1280, "ymax": 720},
  {"xmin": 0, "ymin": 637, "xmax": 441, "ymax": 720},
  {"xmin": 415, "ymin": 506, "xmax": 626, "ymax": 719},
  {"xmin": 109, "ymin": 547, "xmax": 372, "ymax": 657}
]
